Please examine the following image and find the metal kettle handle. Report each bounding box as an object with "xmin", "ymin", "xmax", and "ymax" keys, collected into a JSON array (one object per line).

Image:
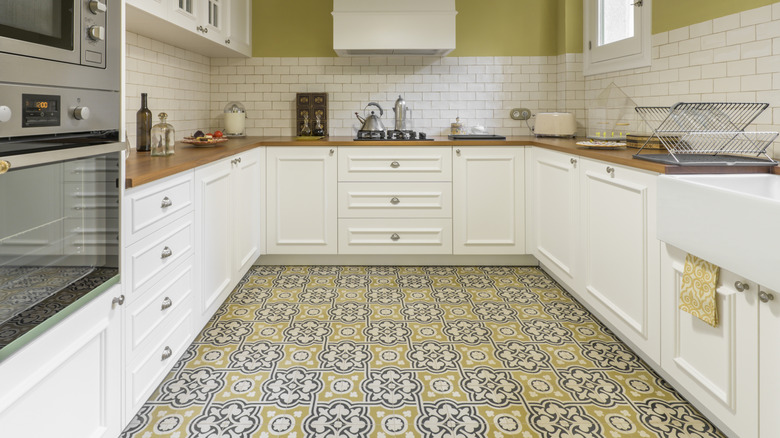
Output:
[{"xmin": 365, "ymin": 102, "xmax": 384, "ymax": 117}]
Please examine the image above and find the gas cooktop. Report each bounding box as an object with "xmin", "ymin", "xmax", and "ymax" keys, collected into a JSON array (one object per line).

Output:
[{"xmin": 355, "ymin": 130, "xmax": 434, "ymax": 141}]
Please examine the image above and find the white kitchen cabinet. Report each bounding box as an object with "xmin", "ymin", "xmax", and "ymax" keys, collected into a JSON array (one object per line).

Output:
[
  {"xmin": 759, "ymin": 285, "xmax": 779, "ymax": 438},
  {"xmin": 579, "ymin": 158, "xmax": 661, "ymax": 363},
  {"xmin": 0, "ymin": 284, "xmax": 123, "ymax": 438},
  {"xmin": 527, "ymin": 148, "xmax": 579, "ymax": 288},
  {"xmin": 338, "ymin": 146, "xmax": 452, "ymax": 182},
  {"xmin": 452, "ymin": 147, "xmax": 525, "ymax": 255},
  {"xmin": 661, "ymin": 243, "xmax": 758, "ymax": 438},
  {"xmin": 226, "ymin": 0, "xmax": 252, "ymax": 56},
  {"xmin": 196, "ymin": 149, "xmax": 262, "ymax": 323},
  {"xmin": 267, "ymin": 147, "xmax": 338, "ymax": 254},
  {"xmin": 127, "ymin": 0, "xmax": 250, "ymax": 57}
]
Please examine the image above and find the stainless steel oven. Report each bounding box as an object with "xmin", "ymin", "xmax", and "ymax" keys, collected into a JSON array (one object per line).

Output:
[{"xmin": 0, "ymin": 0, "xmax": 122, "ymax": 351}]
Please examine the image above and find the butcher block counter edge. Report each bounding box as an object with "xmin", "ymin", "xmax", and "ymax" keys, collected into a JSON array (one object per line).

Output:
[{"xmin": 124, "ymin": 136, "xmax": 776, "ymax": 188}]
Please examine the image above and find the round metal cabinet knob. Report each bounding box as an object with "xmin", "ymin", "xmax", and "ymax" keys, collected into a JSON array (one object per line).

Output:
[
  {"xmin": 390, "ymin": 197, "xmax": 400, "ymax": 205},
  {"xmin": 734, "ymin": 281, "xmax": 749, "ymax": 292},
  {"xmin": 390, "ymin": 161, "xmax": 400, "ymax": 168},
  {"xmin": 161, "ymin": 196, "xmax": 173, "ymax": 208},
  {"xmin": 161, "ymin": 246, "xmax": 173, "ymax": 259},
  {"xmin": 759, "ymin": 291, "xmax": 775, "ymax": 303},
  {"xmin": 390, "ymin": 233, "xmax": 400, "ymax": 241},
  {"xmin": 161, "ymin": 346, "xmax": 173, "ymax": 361},
  {"xmin": 161, "ymin": 297, "xmax": 173, "ymax": 310}
]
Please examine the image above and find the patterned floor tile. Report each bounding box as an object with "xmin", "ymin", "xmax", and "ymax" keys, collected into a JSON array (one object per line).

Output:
[{"xmin": 120, "ymin": 266, "xmax": 726, "ymax": 438}]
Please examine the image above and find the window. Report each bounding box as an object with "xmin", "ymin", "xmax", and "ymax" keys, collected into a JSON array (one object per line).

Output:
[{"xmin": 583, "ymin": 0, "xmax": 652, "ymax": 76}]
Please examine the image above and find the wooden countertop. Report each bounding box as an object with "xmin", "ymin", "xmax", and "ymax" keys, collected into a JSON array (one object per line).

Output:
[{"xmin": 125, "ymin": 135, "xmax": 775, "ymax": 188}]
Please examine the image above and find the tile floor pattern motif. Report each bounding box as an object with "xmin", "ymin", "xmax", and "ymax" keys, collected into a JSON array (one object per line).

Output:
[{"xmin": 121, "ymin": 266, "xmax": 725, "ymax": 438}]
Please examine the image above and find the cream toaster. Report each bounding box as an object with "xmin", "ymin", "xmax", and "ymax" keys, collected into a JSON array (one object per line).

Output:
[{"xmin": 533, "ymin": 112, "xmax": 576, "ymax": 137}]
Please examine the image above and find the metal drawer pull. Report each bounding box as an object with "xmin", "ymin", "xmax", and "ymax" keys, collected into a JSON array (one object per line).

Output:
[
  {"xmin": 161, "ymin": 196, "xmax": 173, "ymax": 208},
  {"xmin": 570, "ymin": 158, "xmax": 577, "ymax": 165},
  {"xmin": 391, "ymin": 233, "xmax": 400, "ymax": 241},
  {"xmin": 390, "ymin": 197, "xmax": 400, "ymax": 205},
  {"xmin": 161, "ymin": 346, "xmax": 173, "ymax": 361},
  {"xmin": 161, "ymin": 246, "xmax": 173, "ymax": 259},
  {"xmin": 329, "ymin": 149, "xmax": 335, "ymax": 155},
  {"xmin": 606, "ymin": 166, "xmax": 615, "ymax": 175},
  {"xmin": 112, "ymin": 295, "xmax": 125, "ymax": 307},
  {"xmin": 759, "ymin": 291, "xmax": 775, "ymax": 303},
  {"xmin": 390, "ymin": 161, "xmax": 400, "ymax": 168},
  {"xmin": 161, "ymin": 297, "xmax": 173, "ymax": 310},
  {"xmin": 455, "ymin": 149, "xmax": 461, "ymax": 156},
  {"xmin": 734, "ymin": 281, "xmax": 749, "ymax": 292}
]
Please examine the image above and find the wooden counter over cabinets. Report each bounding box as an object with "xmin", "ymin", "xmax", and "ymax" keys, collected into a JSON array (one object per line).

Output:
[{"xmin": 124, "ymin": 135, "xmax": 776, "ymax": 188}]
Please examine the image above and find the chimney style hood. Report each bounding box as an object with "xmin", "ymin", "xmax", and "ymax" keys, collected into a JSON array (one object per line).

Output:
[{"xmin": 332, "ymin": 0, "xmax": 457, "ymax": 56}]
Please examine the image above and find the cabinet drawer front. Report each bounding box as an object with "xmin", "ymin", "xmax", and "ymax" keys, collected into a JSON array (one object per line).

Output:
[
  {"xmin": 126, "ymin": 219, "xmax": 194, "ymax": 296},
  {"xmin": 338, "ymin": 218, "xmax": 452, "ymax": 254},
  {"xmin": 126, "ymin": 173, "xmax": 194, "ymax": 242},
  {"xmin": 338, "ymin": 182, "xmax": 452, "ymax": 218},
  {"xmin": 338, "ymin": 147, "xmax": 452, "ymax": 181},
  {"xmin": 127, "ymin": 307, "xmax": 194, "ymax": 414},
  {"xmin": 127, "ymin": 260, "xmax": 194, "ymax": 356}
]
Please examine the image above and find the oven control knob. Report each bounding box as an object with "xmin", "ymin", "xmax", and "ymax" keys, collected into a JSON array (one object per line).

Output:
[
  {"xmin": 88, "ymin": 26, "xmax": 105, "ymax": 41},
  {"xmin": 89, "ymin": 0, "xmax": 107, "ymax": 14},
  {"xmin": 0, "ymin": 106, "xmax": 11, "ymax": 123},
  {"xmin": 74, "ymin": 107, "xmax": 91, "ymax": 121}
]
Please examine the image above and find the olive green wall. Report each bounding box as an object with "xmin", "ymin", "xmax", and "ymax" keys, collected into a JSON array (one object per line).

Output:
[
  {"xmin": 653, "ymin": 0, "xmax": 777, "ymax": 34},
  {"xmin": 251, "ymin": 0, "xmax": 778, "ymax": 57}
]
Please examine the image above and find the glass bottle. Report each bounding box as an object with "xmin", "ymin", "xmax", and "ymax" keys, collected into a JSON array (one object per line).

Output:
[
  {"xmin": 300, "ymin": 113, "xmax": 312, "ymax": 136},
  {"xmin": 151, "ymin": 112, "xmax": 175, "ymax": 156},
  {"xmin": 136, "ymin": 93, "xmax": 152, "ymax": 152},
  {"xmin": 313, "ymin": 114, "xmax": 324, "ymax": 136}
]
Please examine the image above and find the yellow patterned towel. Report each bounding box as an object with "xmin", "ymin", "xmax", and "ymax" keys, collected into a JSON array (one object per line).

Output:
[{"xmin": 679, "ymin": 254, "xmax": 720, "ymax": 327}]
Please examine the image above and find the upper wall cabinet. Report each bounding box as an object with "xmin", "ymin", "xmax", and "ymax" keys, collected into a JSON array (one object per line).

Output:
[{"xmin": 126, "ymin": 0, "xmax": 252, "ymax": 57}]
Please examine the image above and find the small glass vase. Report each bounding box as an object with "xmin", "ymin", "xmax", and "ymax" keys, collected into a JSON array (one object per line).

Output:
[{"xmin": 151, "ymin": 112, "xmax": 175, "ymax": 156}]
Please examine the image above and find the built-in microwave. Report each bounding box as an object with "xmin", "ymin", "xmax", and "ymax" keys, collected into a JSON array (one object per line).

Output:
[{"xmin": 0, "ymin": 0, "xmax": 120, "ymax": 93}]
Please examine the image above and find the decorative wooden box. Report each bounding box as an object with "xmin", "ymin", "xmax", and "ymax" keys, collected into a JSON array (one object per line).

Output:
[{"xmin": 296, "ymin": 93, "xmax": 328, "ymax": 136}]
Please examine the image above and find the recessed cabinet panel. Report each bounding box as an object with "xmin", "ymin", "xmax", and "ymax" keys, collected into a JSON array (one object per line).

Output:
[
  {"xmin": 338, "ymin": 182, "xmax": 452, "ymax": 218},
  {"xmin": 661, "ymin": 244, "xmax": 758, "ymax": 438},
  {"xmin": 759, "ymin": 285, "xmax": 779, "ymax": 438},
  {"xmin": 338, "ymin": 218, "xmax": 452, "ymax": 254},
  {"xmin": 453, "ymin": 147, "xmax": 524, "ymax": 255},
  {"xmin": 338, "ymin": 146, "xmax": 452, "ymax": 182},
  {"xmin": 528, "ymin": 148, "xmax": 579, "ymax": 287},
  {"xmin": 580, "ymin": 159, "xmax": 660, "ymax": 362},
  {"xmin": 267, "ymin": 147, "xmax": 337, "ymax": 254},
  {"xmin": 127, "ymin": 219, "xmax": 194, "ymax": 297}
]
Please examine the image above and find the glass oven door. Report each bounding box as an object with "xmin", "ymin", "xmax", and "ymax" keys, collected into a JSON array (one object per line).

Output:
[
  {"xmin": 0, "ymin": 140, "xmax": 123, "ymax": 350},
  {"xmin": 0, "ymin": 0, "xmax": 79, "ymax": 65}
]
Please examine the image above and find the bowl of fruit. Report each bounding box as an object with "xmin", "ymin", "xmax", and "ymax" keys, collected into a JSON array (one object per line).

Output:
[{"xmin": 182, "ymin": 130, "xmax": 228, "ymax": 146}]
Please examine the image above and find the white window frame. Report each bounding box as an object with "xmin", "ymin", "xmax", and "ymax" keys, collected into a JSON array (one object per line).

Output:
[{"xmin": 583, "ymin": 0, "xmax": 652, "ymax": 76}]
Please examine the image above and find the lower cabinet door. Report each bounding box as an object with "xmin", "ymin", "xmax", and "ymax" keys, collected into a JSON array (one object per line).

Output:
[
  {"xmin": 195, "ymin": 159, "xmax": 233, "ymax": 323},
  {"xmin": 453, "ymin": 147, "xmax": 525, "ymax": 255},
  {"xmin": 579, "ymin": 159, "xmax": 661, "ymax": 362},
  {"xmin": 0, "ymin": 284, "xmax": 122, "ymax": 438},
  {"xmin": 759, "ymin": 285, "xmax": 779, "ymax": 438},
  {"xmin": 338, "ymin": 218, "xmax": 452, "ymax": 254},
  {"xmin": 661, "ymin": 244, "xmax": 758, "ymax": 438}
]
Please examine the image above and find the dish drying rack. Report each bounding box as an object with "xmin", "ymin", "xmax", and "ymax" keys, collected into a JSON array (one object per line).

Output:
[{"xmin": 633, "ymin": 102, "xmax": 778, "ymax": 166}]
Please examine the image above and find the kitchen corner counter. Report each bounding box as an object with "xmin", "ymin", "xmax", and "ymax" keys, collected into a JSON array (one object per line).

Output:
[{"xmin": 124, "ymin": 135, "xmax": 775, "ymax": 188}]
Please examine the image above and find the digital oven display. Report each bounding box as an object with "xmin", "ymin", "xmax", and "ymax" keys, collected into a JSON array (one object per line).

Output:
[{"xmin": 22, "ymin": 94, "xmax": 61, "ymax": 128}]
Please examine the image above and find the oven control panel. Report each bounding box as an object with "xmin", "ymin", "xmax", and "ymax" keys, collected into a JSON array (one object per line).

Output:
[{"xmin": 22, "ymin": 94, "xmax": 61, "ymax": 128}]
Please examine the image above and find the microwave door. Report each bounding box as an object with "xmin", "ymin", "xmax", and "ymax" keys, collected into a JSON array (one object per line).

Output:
[{"xmin": 0, "ymin": 0, "xmax": 80, "ymax": 66}]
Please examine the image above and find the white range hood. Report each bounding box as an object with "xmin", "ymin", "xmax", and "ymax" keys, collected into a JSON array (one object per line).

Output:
[{"xmin": 332, "ymin": 0, "xmax": 457, "ymax": 56}]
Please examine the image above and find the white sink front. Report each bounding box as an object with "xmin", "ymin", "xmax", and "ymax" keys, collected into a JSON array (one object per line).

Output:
[{"xmin": 658, "ymin": 173, "xmax": 780, "ymax": 291}]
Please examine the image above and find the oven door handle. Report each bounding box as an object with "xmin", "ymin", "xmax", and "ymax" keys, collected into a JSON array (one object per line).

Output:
[{"xmin": 0, "ymin": 141, "xmax": 126, "ymax": 172}]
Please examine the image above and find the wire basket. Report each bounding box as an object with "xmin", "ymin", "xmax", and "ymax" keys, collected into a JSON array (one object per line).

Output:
[{"xmin": 633, "ymin": 102, "xmax": 778, "ymax": 166}]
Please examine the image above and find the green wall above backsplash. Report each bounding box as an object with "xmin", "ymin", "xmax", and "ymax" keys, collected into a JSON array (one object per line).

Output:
[{"xmin": 251, "ymin": 0, "xmax": 777, "ymax": 57}]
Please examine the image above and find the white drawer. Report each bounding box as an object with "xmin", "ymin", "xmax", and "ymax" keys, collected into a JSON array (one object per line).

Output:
[
  {"xmin": 125, "ymin": 173, "xmax": 194, "ymax": 243},
  {"xmin": 338, "ymin": 146, "xmax": 452, "ymax": 182},
  {"xmin": 338, "ymin": 182, "xmax": 452, "ymax": 218},
  {"xmin": 126, "ymin": 259, "xmax": 194, "ymax": 356},
  {"xmin": 338, "ymin": 218, "xmax": 452, "ymax": 254},
  {"xmin": 126, "ymin": 218, "xmax": 194, "ymax": 298},
  {"xmin": 127, "ymin": 307, "xmax": 194, "ymax": 415}
]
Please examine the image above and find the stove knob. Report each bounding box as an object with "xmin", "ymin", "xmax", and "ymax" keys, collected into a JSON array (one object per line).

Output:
[
  {"xmin": 88, "ymin": 26, "xmax": 105, "ymax": 41},
  {"xmin": 74, "ymin": 106, "xmax": 90, "ymax": 120},
  {"xmin": 89, "ymin": 0, "xmax": 107, "ymax": 14},
  {"xmin": 0, "ymin": 106, "xmax": 11, "ymax": 123}
]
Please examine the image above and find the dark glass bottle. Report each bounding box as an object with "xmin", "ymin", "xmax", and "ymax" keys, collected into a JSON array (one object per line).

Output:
[{"xmin": 136, "ymin": 93, "xmax": 152, "ymax": 152}]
